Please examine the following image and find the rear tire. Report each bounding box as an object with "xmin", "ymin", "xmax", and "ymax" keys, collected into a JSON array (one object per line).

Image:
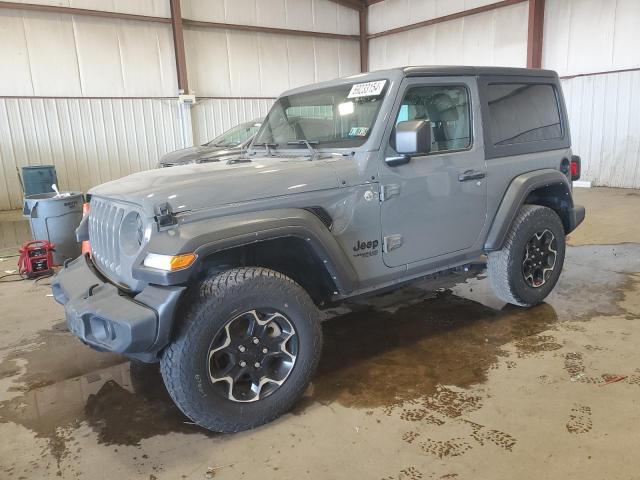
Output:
[
  {"xmin": 487, "ymin": 205, "xmax": 566, "ymax": 307},
  {"xmin": 160, "ymin": 267, "xmax": 322, "ymax": 433}
]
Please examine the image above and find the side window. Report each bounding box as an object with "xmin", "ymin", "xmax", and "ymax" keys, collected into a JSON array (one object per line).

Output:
[
  {"xmin": 487, "ymin": 83, "xmax": 562, "ymax": 146},
  {"xmin": 393, "ymin": 85, "xmax": 471, "ymax": 153}
]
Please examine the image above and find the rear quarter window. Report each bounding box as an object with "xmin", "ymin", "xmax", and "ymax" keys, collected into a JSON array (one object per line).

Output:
[{"xmin": 487, "ymin": 83, "xmax": 562, "ymax": 146}]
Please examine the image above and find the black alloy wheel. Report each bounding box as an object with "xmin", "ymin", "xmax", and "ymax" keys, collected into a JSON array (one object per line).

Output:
[
  {"xmin": 522, "ymin": 229, "xmax": 558, "ymax": 288},
  {"xmin": 207, "ymin": 309, "xmax": 298, "ymax": 402}
]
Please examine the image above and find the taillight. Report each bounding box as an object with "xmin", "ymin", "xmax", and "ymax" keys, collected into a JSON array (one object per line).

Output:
[{"xmin": 570, "ymin": 155, "xmax": 581, "ymax": 181}]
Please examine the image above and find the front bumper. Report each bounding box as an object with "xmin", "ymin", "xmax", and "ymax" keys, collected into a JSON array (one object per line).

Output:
[{"xmin": 52, "ymin": 255, "xmax": 184, "ymax": 362}]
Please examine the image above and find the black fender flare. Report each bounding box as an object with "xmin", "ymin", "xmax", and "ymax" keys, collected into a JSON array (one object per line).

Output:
[
  {"xmin": 484, "ymin": 169, "xmax": 574, "ymax": 252},
  {"xmin": 133, "ymin": 208, "xmax": 358, "ymax": 295}
]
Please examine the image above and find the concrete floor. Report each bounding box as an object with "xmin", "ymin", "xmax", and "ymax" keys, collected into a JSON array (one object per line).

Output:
[{"xmin": 0, "ymin": 187, "xmax": 639, "ymax": 480}]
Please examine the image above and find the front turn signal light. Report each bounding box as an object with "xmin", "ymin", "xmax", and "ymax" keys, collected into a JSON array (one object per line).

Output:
[{"xmin": 143, "ymin": 252, "xmax": 197, "ymax": 271}]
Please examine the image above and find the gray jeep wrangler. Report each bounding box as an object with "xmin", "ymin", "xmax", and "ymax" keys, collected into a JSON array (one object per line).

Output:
[{"xmin": 52, "ymin": 66, "xmax": 585, "ymax": 432}]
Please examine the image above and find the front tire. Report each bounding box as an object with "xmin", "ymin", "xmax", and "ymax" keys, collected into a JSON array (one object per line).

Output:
[
  {"xmin": 160, "ymin": 267, "xmax": 322, "ymax": 433},
  {"xmin": 487, "ymin": 205, "xmax": 566, "ymax": 307}
]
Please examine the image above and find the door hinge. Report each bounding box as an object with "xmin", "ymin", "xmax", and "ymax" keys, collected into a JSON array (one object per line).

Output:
[
  {"xmin": 383, "ymin": 234, "xmax": 403, "ymax": 252},
  {"xmin": 380, "ymin": 184, "xmax": 400, "ymax": 202}
]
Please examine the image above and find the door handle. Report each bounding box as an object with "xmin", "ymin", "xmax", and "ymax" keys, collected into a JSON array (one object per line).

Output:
[{"xmin": 458, "ymin": 170, "xmax": 486, "ymax": 182}]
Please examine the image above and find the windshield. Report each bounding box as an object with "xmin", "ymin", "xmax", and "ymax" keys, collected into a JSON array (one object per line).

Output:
[
  {"xmin": 253, "ymin": 80, "xmax": 388, "ymax": 149},
  {"xmin": 206, "ymin": 120, "xmax": 262, "ymax": 147}
]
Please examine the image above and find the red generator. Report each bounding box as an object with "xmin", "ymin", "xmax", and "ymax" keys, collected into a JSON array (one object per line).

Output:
[{"xmin": 18, "ymin": 240, "xmax": 55, "ymax": 278}]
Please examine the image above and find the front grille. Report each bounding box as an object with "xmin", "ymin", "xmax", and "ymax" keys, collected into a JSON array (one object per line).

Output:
[{"xmin": 89, "ymin": 197, "xmax": 125, "ymax": 276}]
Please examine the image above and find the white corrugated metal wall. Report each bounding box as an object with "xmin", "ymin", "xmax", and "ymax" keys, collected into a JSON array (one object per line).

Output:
[
  {"xmin": 184, "ymin": 0, "xmax": 360, "ymax": 143},
  {"xmin": 0, "ymin": 97, "xmax": 191, "ymax": 209},
  {"xmin": 544, "ymin": 0, "xmax": 640, "ymax": 188},
  {"xmin": 367, "ymin": 0, "xmax": 640, "ymax": 188},
  {"xmin": 192, "ymin": 98, "xmax": 274, "ymax": 146},
  {"xmin": 367, "ymin": 0, "xmax": 529, "ymax": 70},
  {"xmin": 4, "ymin": 0, "xmax": 636, "ymax": 210},
  {"xmin": 561, "ymin": 71, "xmax": 640, "ymax": 189},
  {"xmin": 0, "ymin": 0, "xmax": 361, "ymax": 210}
]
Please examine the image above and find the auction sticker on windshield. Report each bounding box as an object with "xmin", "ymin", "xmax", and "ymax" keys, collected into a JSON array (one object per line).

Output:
[{"xmin": 348, "ymin": 80, "xmax": 386, "ymax": 99}]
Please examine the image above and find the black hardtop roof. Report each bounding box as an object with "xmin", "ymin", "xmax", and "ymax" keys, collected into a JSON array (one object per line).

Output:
[
  {"xmin": 280, "ymin": 65, "xmax": 558, "ymax": 98},
  {"xmin": 400, "ymin": 65, "xmax": 557, "ymax": 78}
]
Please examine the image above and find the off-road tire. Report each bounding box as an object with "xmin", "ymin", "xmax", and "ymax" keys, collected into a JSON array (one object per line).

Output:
[
  {"xmin": 160, "ymin": 267, "xmax": 322, "ymax": 433},
  {"xmin": 487, "ymin": 205, "xmax": 566, "ymax": 307}
]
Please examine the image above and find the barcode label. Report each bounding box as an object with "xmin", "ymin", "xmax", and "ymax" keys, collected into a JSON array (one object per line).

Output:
[{"xmin": 348, "ymin": 80, "xmax": 387, "ymax": 98}]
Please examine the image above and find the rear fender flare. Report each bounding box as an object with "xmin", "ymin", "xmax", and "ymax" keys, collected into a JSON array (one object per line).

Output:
[{"xmin": 484, "ymin": 169, "xmax": 572, "ymax": 252}]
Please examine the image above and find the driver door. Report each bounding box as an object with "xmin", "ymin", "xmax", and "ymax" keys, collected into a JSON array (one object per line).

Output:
[{"xmin": 380, "ymin": 77, "xmax": 487, "ymax": 268}]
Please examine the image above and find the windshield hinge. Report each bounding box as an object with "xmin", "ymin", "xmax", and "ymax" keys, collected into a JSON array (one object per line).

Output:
[
  {"xmin": 380, "ymin": 184, "xmax": 400, "ymax": 202},
  {"xmin": 154, "ymin": 202, "xmax": 177, "ymax": 229}
]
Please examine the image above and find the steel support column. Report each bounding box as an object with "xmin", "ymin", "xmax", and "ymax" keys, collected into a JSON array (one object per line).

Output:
[
  {"xmin": 169, "ymin": 0, "xmax": 188, "ymax": 93},
  {"xmin": 359, "ymin": 7, "xmax": 369, "ymax": 72},
  {"xmin": 526, "ymin": 0, "xmax": 545, "ymax": 68}
]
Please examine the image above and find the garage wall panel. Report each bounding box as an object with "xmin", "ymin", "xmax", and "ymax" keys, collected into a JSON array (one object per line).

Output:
[
  {"xmin": 191, "ymin": 98, "xmax": 274, "ymax": 146},
  {"xmin": 7, "ymin": 0, "xmax": 171, "ymax": 17},
  {"xmin": 0, "ymin": 8, "xmax": 177, "ymax": 97},
  {"xmin": 117, "ymin": 21, "xmax": 177, "ymax": 97},
  {"xmin": 544, "ymin": 0, "xmax": 640, "ymax": 188},
  {"xmin": 286, "ymin": 36, "xmax": 317, "ymax": 89},
  {"xmin": 0, "ymin": 98, "xmax": 190, "ymax": 210},
  {"xmin": 73, "ymin": 16, "xmax": 125, "ymax": 96},
  {"xmin": 181, "ymin": 0, "xmax": 359, "ymax": 35},
  {"xmin": 0, "ymin": 0, "xmax": 362, "ymax": 211},
  {"xmin": 368, "ymin": 0, "xmax": 499, "ymax": 34},
  {"xmin": 336, "ymin": 3, "xmax": 358, "ymax": 35},
  {"xmin": 183, "ymin": 27, "xmax": 232, "ymax": 98},
  {"xmin": 257, "ymin": 0, "xmax": 286, "ymax": 30},
  {"xmin": 184, "ymin": 28, "xmax": 360, "ymax": 97},
  {"xmin": 562, "ymin": 71, "xmax": 640, "ymax": 188},
  {"xmin": 314, "ymin": 38, "xmax": 340, "ymax": 83},
  {"xmin": 0, "ymin": 11, "xmax": 35, "ymax": 96},
  {"xmin": 227, "ymin": 30, "xmax": 262, "ymax": 97},
  {"xmin": 338, "ymin": 40, "xmax": 360, "ymax": 77},
  {"xmin": 369, "ymin": 3, "xmax": 528, "ymax": 71},
  {"xmin": 22, "ymin": 12, "xmax": 83, "ymax": 97},
  {"xmin": 259, "ymin": 34, "xmax": 291, "ymax": 94},
  {"xmin": 225, "ymin": 0, "xmax": 257, "ymax": 26},
  {"xmin": 543, "ymin": 0, "xmax": 640, "ymax": 77}
]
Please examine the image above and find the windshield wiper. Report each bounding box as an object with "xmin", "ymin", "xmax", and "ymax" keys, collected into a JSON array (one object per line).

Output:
[{"xmin": 287, "ymin": 140, "xmax": 319, "ymax": 159}]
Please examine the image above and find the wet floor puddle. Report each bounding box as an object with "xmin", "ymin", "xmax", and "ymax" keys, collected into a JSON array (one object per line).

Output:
[
  {"xmin": 0, "ymin": 290, "xmax": 563, "ymax": 468},
  {"xmin": 0, "ymin": 244, "xmax": 639, "ymax": 467}
]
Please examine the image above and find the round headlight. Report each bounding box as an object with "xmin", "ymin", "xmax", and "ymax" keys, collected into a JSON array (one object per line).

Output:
[{"xmin": 120, "ymin": 211, "xmax": 145, "ymax": 255}]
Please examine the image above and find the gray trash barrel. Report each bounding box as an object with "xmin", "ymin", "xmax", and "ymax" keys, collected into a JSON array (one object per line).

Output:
[
  {"xmin": 23, "ymin": 192, "xmax": 84, "ymax": 266},
  {"xmin": 21, "ymin": 165, "xmax": 58, "ymax": 196}
]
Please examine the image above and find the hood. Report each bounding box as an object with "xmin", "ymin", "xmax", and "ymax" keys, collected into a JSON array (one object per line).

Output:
[
  {"xmin": 90, "ymin": 155, "xmax": 342, "ymax": 215},
  {"xmin": 157, "ymin": 145, "xmax": 241, "ymax": 167}
]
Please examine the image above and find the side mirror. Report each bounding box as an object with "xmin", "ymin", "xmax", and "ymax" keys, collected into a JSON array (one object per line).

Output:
[{"xmin": 385, "ymin": 120, "xmax": 431, "ymax": 166}]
